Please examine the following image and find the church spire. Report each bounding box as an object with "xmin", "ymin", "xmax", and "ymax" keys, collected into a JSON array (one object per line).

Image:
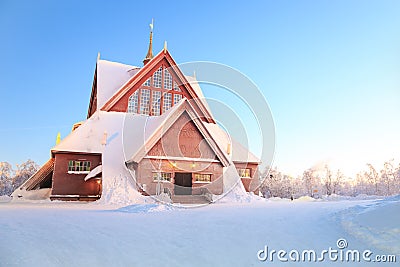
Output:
[{"xmin": 143, "ymin": 19, "xmax": 154, "ymax": 65}]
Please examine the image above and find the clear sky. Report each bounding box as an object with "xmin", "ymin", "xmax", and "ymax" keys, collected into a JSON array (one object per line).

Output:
[{"xmin": 0, "ymin": 0, "xmax": 399, "ymax": 177}]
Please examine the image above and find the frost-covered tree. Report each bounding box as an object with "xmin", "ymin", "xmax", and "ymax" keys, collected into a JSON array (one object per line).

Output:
[
  {"xmin": 332, "ymin": 169, "xmax": 344, "ymax": 195},
  {"xmin": 323, "ymin": 165, "xmax": 333, "ymax": 196},
  {"xmin": 12, "ymin": 159, "xmax": 39, "ymax": 191},
  {"xmin": 381, "ymin": 159, "xmax": 396, "ymax": 196},
  {"xmin": 364, "ymin": 163, "xmax": 379, "ymax": 195},
  {"xmin": 0, "ymin": 162, "xmax": 14, "ymax": 195},
  {"xmin": 302, "ymin": 168, "xmax": 318, "ymax": 197}
]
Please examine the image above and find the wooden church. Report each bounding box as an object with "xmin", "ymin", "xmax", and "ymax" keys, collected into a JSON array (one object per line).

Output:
[{"xmin": 14, "ymin": 24, "xmax": 260, "ymax": 203}]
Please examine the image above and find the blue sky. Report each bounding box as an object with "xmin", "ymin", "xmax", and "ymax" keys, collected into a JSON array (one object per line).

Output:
[{"xmin": 0, "ymin": 0, "xmax": 399, "ymax": 176}]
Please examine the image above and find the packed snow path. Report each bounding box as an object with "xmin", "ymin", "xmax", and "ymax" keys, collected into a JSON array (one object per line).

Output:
[{"xmin": 0, "ymin": 199, "xmax": 398, "ymax": 266}]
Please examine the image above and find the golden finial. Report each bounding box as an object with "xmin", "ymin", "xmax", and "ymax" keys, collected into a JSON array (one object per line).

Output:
[
  {"xmin": 56, "ymin": 132, "xmax": 61, "ymax": 145},
  {"xmin": 143, "ymin": 19, "xmax": 154, "ymax": 65},
  {"xmin": 163, "ymin": 41, "xmax": 167, "ymax": 53}
]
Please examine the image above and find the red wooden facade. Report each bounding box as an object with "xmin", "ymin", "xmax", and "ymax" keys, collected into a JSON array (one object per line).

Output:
[
  {"xmin": 50, "ymin": 153, "xmax": 102, "ymax": 201},
  {"xmin": 17, "ymin": 40, "xmax": 260, "ymax": 202}
]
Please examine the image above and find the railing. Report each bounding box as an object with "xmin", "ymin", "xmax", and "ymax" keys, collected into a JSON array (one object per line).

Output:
[
  {"xmin": 200, "ymin": 187, "xmax": 213, "ymax": 203},
  {"xmin": 163, "ymin": 187, "xmax": 172, "ymax": 200}
]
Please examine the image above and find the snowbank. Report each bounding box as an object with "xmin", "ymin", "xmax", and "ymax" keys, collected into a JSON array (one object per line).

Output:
[
  {"xmin": 0, "ymin": 195, "xmax": 12, "ymax": 203},
  {"xmin": 295, "ymin": 195, "xmax": 315, "ymax": 202},
  {"xmin": 11, "ymin": 188, "xmax": 51, "ymax": 201},
  {"xmin": 214, "ymin": 164, "xmax": 263, "ymax": 204},
  {"xmin": 341, "ymin": 194, "xmax": 400, "ymax": 255},
  {"xmin": 115, "ymin": 203, "xmax": 175, "ymax": 213},
  {"xmin": 322, "ymin": 193, "xmax": 383, "ymax": 201}
]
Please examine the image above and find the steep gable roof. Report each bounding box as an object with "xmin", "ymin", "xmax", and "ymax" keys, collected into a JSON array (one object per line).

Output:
[
  {"xmin": 126, "ymin": 99, "xmax": 230, "ymax": 167},
  {"xmin": 100, "ymin": 49, "xmax": 215, "ymax": 123},
  {"xmin": 87, "ymin": 58, "xmax": 141, "ymax": 118}
]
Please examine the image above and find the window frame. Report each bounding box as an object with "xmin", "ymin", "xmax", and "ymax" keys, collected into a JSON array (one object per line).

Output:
[
  {"xmin": 238, "ymin": 168, "xmax": 251, "ymax": 178},
  {"xmin": 126, "ymin": 65, "xmax": 185, "ymax": 115},
  {"xmin": 152, "ymin": 172, "xmax": 172, "ymax": 182},
  {"xmin": 194, "ymin": 173, "xmax": 212, "ymax": 183},
  {"xmin": 68, "ymin": 160, "xmax": 91, "ymax": 174}
]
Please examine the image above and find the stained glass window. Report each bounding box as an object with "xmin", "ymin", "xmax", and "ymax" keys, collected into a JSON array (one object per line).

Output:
[
  {"xmin": 173, "ymin": 82, "xmax": 181, "ymax": 92},
  {"xmin": 127, "ymin": 91, "xmax": 139, "ymax": 113},
  {"xmin": 151, "ymin": 91, "xmax": 161, "ymax": 116},
  {"xmin": 144, "ymin": 78, "xmax": 151, "ymax": 87},
  {"xmin": 139, "ymin": 89, "xmax": 150, "ymax": 115},
  {"xmin": 153, "ymin": 67, "xmax": 162, "ymax": 88},
  {"xmin": 164, "ymin": 69, "xmax": 172, "ymax": 89},
  {"xmin": 163, "ymin": 92, "xmax": 172, "ymax": 113},
  {"xmin": 174, "ymin": 94, "xmax": 182, "ymax": 105}
]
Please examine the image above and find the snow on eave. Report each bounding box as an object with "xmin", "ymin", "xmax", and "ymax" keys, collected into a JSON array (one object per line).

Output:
[
  {"xmin": 184, "ymin": 75, "xmax": 214, "ymax": 120},
  {"xmin": 203, "ymin": 122, "xmax": 261, "ymax": 164}
]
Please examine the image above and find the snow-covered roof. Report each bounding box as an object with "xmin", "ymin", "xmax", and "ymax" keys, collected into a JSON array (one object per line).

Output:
[
  {"xmin": 53, "ymin": 99, "xmax": 259, "ymax": 164},
  {"xmin": 52, "ymin": 100, "xmax": 185, "ymax": 159},
  {"xmin": 204, "ymin": 122, "xmax": 260, "ymax": 164},
  {"xmin": 97, "ymin": 59, "xmax": 140, "ymax": 110}
]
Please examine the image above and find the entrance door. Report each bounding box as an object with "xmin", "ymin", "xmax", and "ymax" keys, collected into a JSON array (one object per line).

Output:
[{"xmin": 174, "ymin": 173, "xmax": 192, "ymax": 195}]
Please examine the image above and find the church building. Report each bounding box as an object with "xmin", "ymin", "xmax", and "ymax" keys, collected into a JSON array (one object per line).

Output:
[{"xmin": 14, "ymin": 24, "xmax": 260, "ymax": 204}]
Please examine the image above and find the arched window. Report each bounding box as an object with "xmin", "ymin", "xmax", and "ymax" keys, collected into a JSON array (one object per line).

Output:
[{"xmin": 127, "ymin": 91, "xmax": 139, "ymax": 113}]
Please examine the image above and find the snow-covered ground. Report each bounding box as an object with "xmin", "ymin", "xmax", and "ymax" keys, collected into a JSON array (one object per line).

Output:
[{"xmin": 0, "ymin": 196, "xmax": 398, "ymax": 266}]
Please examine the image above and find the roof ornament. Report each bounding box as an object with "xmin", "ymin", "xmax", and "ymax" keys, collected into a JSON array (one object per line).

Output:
[
  {"xmin": 163, "ymin": 40, "xmax": 167, "ymax": 53},
  {"xmin": 143, "ymin": 19, "xmax": 154, "ymax": 65},
  {"xmin": 56, "ymin": 132, "xmax": 61, "ymax": 145}
]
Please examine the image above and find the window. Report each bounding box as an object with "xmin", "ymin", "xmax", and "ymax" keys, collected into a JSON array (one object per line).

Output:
[
  {"xmin": 143, "ymin": 78, "xmax": 151, "ymax": 87},
  {"xmin": 151, "ymin": 91, "xmax": 161, "ymax": 116},
  {"xmin": 238, "ymin": 168, "xmax": 251, "ymax": 178},
  {"xmin": 127, "ymin": 67, "xmax": 186, "ymax": 116},
  {"xmin": 173, "ymin": 94, "xmax": 182, "ymax": 105},
  {"xmin": 68, "ymin": 160, "xmax": 91, "ymax": 173},
  {"xmin": 173, "ymin": 82, "xmax": 181, "ymax": 92},
  {"xmin": 194, "ymin": 173, "xmax": 211, "ymax": 183},
  {"xmin": 127, "ymin": 91, "xmax": 139, "ymax": 113},
  {"xmin": 153, "ymin": 67, "xmax": 162, "ymax": 88},
  {"xmin": 139, "ymin": 89, "xmax": 150, "ymax": 115},
  {"xmin": 153, "ymin": 172, "xmax": 172, "ymax": 182},
  {"xmin": 162, "ymin": 92, "xmax": 172, "ymax": 113},
  {"xmin": 164, "ymin": 69, "xmax": 172, "ymax": 89}
]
